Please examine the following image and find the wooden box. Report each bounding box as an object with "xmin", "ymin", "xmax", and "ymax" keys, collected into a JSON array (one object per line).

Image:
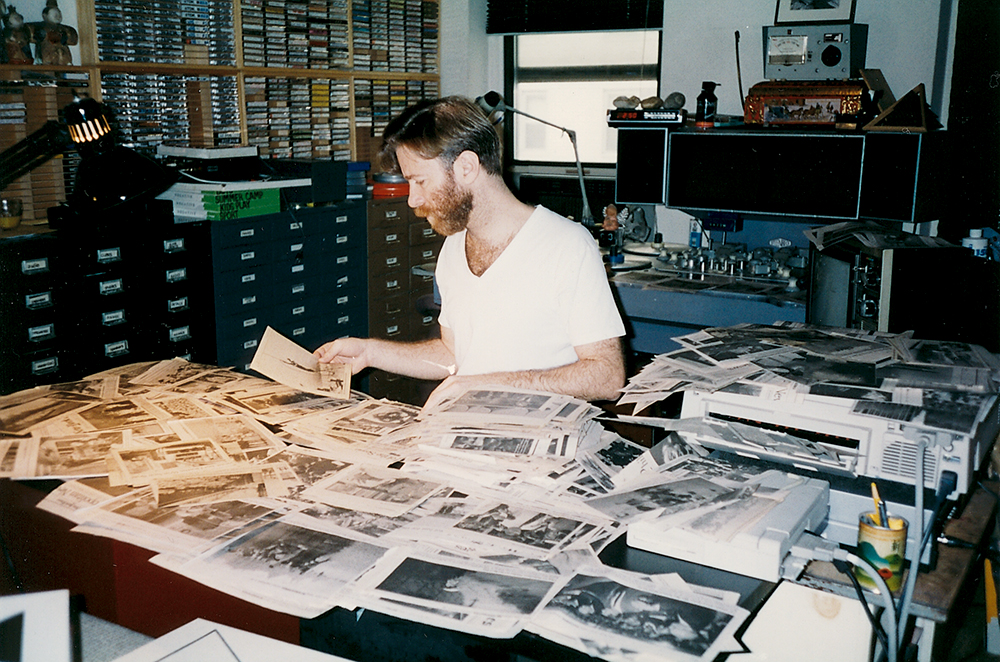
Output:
[{"xmin": 744, "ymin": 80, "xmax": 867, "ymax": 126}]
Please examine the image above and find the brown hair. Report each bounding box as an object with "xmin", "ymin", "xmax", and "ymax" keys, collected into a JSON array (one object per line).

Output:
[{"xmin": 376, "ymin": 96, "xmax": 502, "ymax": 177}]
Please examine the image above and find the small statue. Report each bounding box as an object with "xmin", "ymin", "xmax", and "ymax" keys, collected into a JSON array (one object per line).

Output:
[
  {"xmin": 1, "ymin": 2, "xmax": 33, "ymax": 65},
  {"xmin": 602, "ymin": 203, "xmax": 619, "ymax": 231},
  {"xmin": 30, "ymin": 0, "xmax": 77, "ymax": 65}
]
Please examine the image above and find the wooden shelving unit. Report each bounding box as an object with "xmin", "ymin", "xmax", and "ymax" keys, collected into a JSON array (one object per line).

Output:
[{"xmin": 0, "ymin": 0, "xmax": 440, "ymax": 222}]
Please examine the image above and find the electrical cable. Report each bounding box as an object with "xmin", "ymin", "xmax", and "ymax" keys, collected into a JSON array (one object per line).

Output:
[
  {"xmin": 847, "ymin": 551, "xmax": 899, "ymax": 662},
  {"xmin": 734, "ymin": 30, "xmax": 745, "ymax": 114},
  {"xmin": 919, "ymin": 471, "xmax": 958, "ymax": 553},
  {"xmin": 788, "ymin": 534, "xmax": 898, "ymax": 662},
  {"xmin": 833, "ymin": 558, "xmax": 889, "ymax": 656},
  {"xmin": 895, "ymin": 438, "xmax": 927, "ymax": 655}
]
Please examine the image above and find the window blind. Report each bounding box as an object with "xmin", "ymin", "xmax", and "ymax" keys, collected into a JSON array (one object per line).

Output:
[{"xmin": 486, "ymin": 0, "xmax": 663, "ymax": 34}]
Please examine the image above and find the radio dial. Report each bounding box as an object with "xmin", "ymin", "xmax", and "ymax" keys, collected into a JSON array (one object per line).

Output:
[{"xmin": 821, "ymin": 45, "xmax": 842, "ymax": 67}]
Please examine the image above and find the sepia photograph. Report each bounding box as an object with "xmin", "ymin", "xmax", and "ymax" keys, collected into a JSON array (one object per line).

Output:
[
  {"xmin": 27, "ymin": 430, "xmax": 128, "ymax": 479},
  {"xmin": 304, "ymin": 464, "xmax": 444, "ymax": 517}
]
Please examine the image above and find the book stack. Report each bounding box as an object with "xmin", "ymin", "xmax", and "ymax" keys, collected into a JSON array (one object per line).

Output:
[
  {"xmin": 245, "ymin": 77, "xmax": 269, "ymax": 155},
  {"xmin": 101, "ymin": 72, "xmax": 242, "ymax": 152},
  {"xmin": 241, "ymin": 0, "xmax": 266, "ymax": 66},
  {"xmin": 157, "ymin": 179, "xmax": 309, "ymax": 221}
]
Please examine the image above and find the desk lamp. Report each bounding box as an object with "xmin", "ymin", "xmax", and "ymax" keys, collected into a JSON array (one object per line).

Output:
[
  {"xmin": 475, "ymin": 91, "xmax": 595, "ymax": 227},
  {"xmin": 0, "ymin": 94, "xmax": 176, "ymax": 217}
]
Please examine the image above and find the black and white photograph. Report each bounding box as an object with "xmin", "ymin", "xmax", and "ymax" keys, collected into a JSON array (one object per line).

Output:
[
  {"xmin": 430, "ymin": 387, "xmax": 566, "ymax": 424},
  {"xmin": 141, "ymin": 395, "xmax": 219, "ymax": 422},
  {"xmin": 78, "ymin": 488, "xmax": 277, "ymax": 556},
  {"xmin": 0, "ymin": 391, "xmax": 99, "ymax": 435},
  {"xmin": 907, "ymin": 339, "xmax": 1000, "ymax": 370},
  {"xmin": 370, "ymin": 555, "xmax": 558, "ymax": 616},
  {"xmin": 750, "ymin": 350, "xmax": 878, "ymax": 387},
  {"xmin": 441, "ymin": 432, "xmax": 534, "ymax": 455},
  {"xmin": 321, "ymin": 400, "xmax": 421, "ymax": 440},
  {"xmin": 75, "ymin": 398, "xmax": 162, "ymax": 432},
  {"xmin": 454, "ymin": 503, "xmax": 590, "ymax": 556},
  {"xmin": 108, "ymin": 438, "xmax": 239, "ymax": 487},
  {"xmin": 531, "ymin": 572, "xmax": 745, "ymax": 661},
  {"xmin": 292, "ymin": 502, "xmax": 419, "ymax": 540},
  {"xmin": 249, "ymin": 326, "xmax": 352, "ymax": 400},
  {"xmin": 265, "ymin": 446, "xmax": 352, "ymax": 496},
  {"xmin": 151, "ymin": 465, "xmax": 288, "ymax": 508},
  {"xmin": 586, "ymin": 477, "xmax": 738, "ymax": 523},
  {"xmin": 775, "ymin": 0, "xmax": 855, "ymax": 24},
  {"xmin": 304, "ymin": 464, "xmax": 445, "ymax": 517},
  {"xmin": 130, "ymin": 358, "xmax": 220, "ymax": 388},
  {"xmin": 161, "ymin": 519, "xmax": 391, "ymax": 618}
]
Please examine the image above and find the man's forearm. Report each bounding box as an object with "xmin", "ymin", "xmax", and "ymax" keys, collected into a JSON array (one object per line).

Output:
[
  {"xmin": 455, "ymin": 337, "xmax": 626, "ymax": 402},
  {"xmin": 366, "ymin": 337, "xmax": 456, "ymax": 380}
]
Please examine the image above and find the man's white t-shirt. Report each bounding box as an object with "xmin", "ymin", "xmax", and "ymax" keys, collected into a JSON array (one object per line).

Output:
[{"xmin": 436, "ymin": 205, "xmax": 625, "ymax": 376}]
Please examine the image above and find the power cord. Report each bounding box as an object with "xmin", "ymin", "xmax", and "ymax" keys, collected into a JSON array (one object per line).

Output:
[
  {"xmin": 785, "ymin": 532, "xmax": 899, "ymax": 662},
  {"xmin": 833, "ymin": 557, "xmax": 889, "ymax": 657}
]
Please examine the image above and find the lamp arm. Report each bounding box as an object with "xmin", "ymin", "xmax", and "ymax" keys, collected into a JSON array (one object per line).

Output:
[
  {"xmin": 0, "ymin": 120, "xmax": 71, "ymax": 192},
  {"xmin": 503, "ymin": 106, "xmax": 595, "ymax": 227},
  {"xmin": 565, "ymin": 129, "xmax": 595, "ymax": 226}
]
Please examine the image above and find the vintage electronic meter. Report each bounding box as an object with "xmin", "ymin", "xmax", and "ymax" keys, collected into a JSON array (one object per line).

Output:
[{"xmin": 763, "ymin": 23, "xmax": 868, "ymax": 80}]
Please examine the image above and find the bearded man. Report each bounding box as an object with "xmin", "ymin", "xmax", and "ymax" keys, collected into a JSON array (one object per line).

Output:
[{"xmin": 314, "ymin": 96, "xmax": 625, "ymax": 405}]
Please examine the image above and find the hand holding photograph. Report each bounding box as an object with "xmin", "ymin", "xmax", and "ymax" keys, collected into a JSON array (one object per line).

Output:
[{"xmin": 250, "ymin": 326, "xmax": 352, "ymax": 400}]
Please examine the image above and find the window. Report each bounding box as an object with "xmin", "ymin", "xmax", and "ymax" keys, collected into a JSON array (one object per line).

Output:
[{"xmin": 507, "ymin": 31, "xmax": 661, "ymax": 167}]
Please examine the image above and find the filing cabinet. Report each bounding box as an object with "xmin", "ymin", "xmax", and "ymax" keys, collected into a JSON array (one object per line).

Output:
[
  {"xmin": 209, "ymin": 201, "xmax": 368, "ymax": 372},
  {"xmin": 365, "ymin": 197, "xmax": 444, "ymax": 404},
  {"xmin": 0, "ymin": 202, "xmax": 367, "ymax": 396},
  {"xmin": 0, "ymin": 231, "xmax": 70, "ymax": 393},
  {"xmin": 0, "ymin": 202, "xmax": 215, "ymax": 395}
]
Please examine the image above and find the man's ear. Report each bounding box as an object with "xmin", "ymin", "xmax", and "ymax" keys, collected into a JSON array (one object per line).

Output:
[{"xmin": 451, "ymin": 150, "xmax": 481, "ymax": 185}]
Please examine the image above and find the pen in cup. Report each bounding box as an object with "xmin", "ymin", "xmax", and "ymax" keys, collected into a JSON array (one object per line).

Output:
[{"xmin": 871, "ymin": 481, "xmax": 889, "ymax": 527}]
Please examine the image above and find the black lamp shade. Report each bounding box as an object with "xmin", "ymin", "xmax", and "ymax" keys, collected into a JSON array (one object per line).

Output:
[
  {"xmin": 70, "ymin": 146, "xmax": 178, "ymax": 214},
  {"xmin": 64, "ymin": 97, "xmax": 112, "ymax": 145}
]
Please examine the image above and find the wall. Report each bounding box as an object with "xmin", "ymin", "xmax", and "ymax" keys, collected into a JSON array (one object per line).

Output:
[{"xmin": 439, "ymin": 0, "xmax": 502, "ymax": 99}]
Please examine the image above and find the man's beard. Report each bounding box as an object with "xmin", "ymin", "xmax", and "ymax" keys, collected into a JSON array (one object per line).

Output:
[{"xmin": 417, "ymin": 175, "xmax": 473, "ymax": 237}]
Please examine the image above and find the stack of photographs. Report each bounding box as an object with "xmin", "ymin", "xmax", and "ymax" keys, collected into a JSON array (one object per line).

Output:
[{"xmin": 1, "ymin": 353, "xmax": 754, "ymax": 659}]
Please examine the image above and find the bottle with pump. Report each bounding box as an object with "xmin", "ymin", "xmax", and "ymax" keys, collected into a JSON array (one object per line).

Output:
[
  {"xmin": 695, "ymin": 81, "xmax": 718, "ymax": 128},
  {"xmin": 962, "ymin": 228, "xmax": 989, "ymax": 258}
]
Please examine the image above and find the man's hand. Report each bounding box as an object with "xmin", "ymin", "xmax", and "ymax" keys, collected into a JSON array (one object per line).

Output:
[{"xmin": 313, "ymin": 337, "xmax": 371, "ymax": 375}]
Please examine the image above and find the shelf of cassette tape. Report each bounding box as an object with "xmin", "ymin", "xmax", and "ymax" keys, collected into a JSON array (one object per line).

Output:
[{"xmin": 0, "ymin": 0, "xmax": 441, "ymax": 224}]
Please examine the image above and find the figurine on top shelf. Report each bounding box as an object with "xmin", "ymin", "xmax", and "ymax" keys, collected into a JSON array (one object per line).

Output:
[
  {"xmin": 30, "ymin": 0, "xmax": 77, "ymax": 65},
  {"xmin": 0, "ymin": 2, "xmax": 34, "ymax": 64}
]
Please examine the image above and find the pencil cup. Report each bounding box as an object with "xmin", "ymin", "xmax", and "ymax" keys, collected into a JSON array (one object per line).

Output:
[{"xmin": 855, "ymin": 512, "xmax": 908, "ymax": 592}]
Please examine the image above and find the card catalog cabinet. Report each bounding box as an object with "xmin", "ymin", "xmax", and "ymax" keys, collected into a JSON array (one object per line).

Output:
[
  {"xmin": 209, "ymin": 202, "xmax": 368, "ymax": 372},
  {"xmin": 0, "ymin": 204, "xmax": 214, "ymax": 395},
  {"xmin": 365, "ymin": 197, "xmax": 443, "ymax": 404}
]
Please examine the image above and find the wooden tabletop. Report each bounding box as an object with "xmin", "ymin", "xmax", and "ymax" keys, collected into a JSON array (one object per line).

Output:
[{"xmin": 798, "ymin": 482, "xmax": 997, "ymax": 623}]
